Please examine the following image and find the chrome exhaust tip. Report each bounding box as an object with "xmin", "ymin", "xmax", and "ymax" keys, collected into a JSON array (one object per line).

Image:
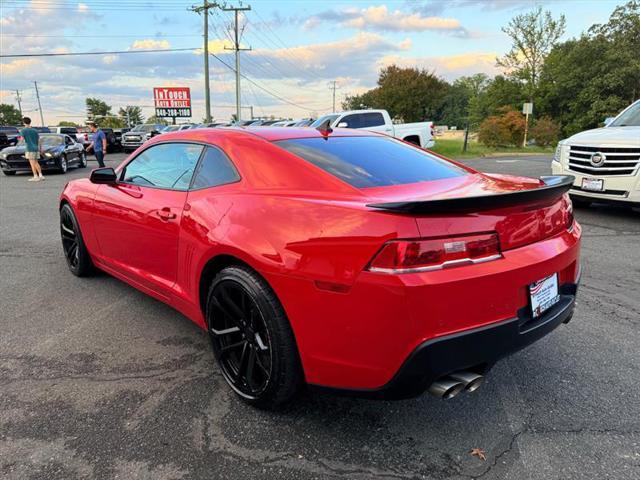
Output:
[
  {"xmin": 428, "ymin": 378, "xmax": 465, "ymax": 399},
  {"xmin": 449, "ymin": 371, "xmax": 484, "ymax": 393}
]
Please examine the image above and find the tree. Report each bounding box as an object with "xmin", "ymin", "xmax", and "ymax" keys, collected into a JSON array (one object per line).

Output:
[
  {"xmin": 497, "ymin": 7, "xmax": 566, "ymax": 102},
  {"xmin": 536, "ymin": 1, "xmax": 639, "ymax": 135},
  {"xmin": 101, "ymin": 116, "xmax": 126, "ymax": 128},
  {"xmin": 118, "ymin": 106, "xmax": 144, "ymax": 126},
  {"xmin": 146, "ymin": 115, "xmax": 169, "ymax": 125},
  {"xmin": 469, "ymin": 75, "xmax": 525, "ymax": 126},
  {"xmin": 478, "ymin": 108, "xmax": 526, "ymax": 147},
  {"xmin": 0, "ymin": 104, "xmax": 23, "ymax": 125},
  {"xmin": 342, "ymin": 65, "xmax": 449, "ymax": 122},
  {"xmin": 58, "ymin": 121, "xmax": 78, "ymax": 127},
  {"xmin": 85, "ymin": 98, "xmax": 112, "ymax": 126}
]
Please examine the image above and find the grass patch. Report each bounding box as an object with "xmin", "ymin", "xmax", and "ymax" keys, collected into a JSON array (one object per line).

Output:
[{"xmin": 430, "ymin": 138, "xmax": 554, "ymax": 159}]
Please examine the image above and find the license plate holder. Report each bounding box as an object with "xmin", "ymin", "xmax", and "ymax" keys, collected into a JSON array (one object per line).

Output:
[
  {"xmin": 529, "ymin": 273, "xmax": 560, "ymax": 318},
  {"xmin": 581, "ymin": 177, "xmax": 604, "ymax": 192}
]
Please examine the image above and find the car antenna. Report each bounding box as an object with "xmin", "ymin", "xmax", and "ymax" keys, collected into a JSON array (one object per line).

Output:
[{"xmin": 315, "ymin": 118, "xmax": 333, "ymax": 137}]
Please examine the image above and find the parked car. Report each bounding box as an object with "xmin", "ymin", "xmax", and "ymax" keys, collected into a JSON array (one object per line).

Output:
[
  {"xmin": 0, "ymin": 126, "xmax": 20, "ymax": 149},
  {"xmin": 49, "ymin": 126, "xmax": 82, "ymax": 143},
  {"xmin": 270, "ymin": 120, "xmax": 297, "ymax": 127},
  {"xmin": 310, "ymin": 109, "xmax": 435, "ymax": 148},
  {"xmin": 59, "ymin": 127, "xmax": 580, "ymax": 408},
  {"xmin": 159, "ymin": 124, "xmax": 195, "ymax": 134},
  {"xmin": 33, "ymin": 126, "xmax": 51, "ymax": 133},
  {"xmin": 96, "ymin": 128, "xmax": 119, "ymax": 152},
  {"xmin": 552, "ymin": 99, "xmax": 640, "ymax": 208},
  {"xmin": 292, "ymin": 118, "xmax": 315, "ymax": 127},
  {"xmin": 113, "ymin": 128, "xmax": 130, "ymax": 146},
  {"xmin": 1, "ymin": 133, "xmax": 86, "ymax": 175},
  {"xmin": 121, "ymin": 124, "xmax": 165, "ymax": 152},
  {"xmin": 76, "ymin": 127, "xmax": 91, "ymax": 149}
]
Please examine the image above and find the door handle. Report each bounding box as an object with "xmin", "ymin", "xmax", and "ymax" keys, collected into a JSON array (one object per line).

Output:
[{"xmin": 156, "ymin": 208, "xmax": 177, "ymax": 220}]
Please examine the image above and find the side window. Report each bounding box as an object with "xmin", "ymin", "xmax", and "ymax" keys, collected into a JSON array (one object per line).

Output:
[
  {"xmin": 340, "ymin": 114, "xmax": 362, "ymax": 129},
  {"xmin": 361, "ymin": 112, "xmax": 385, "ymax": 127},
  {"xmin": 191, "ymin": 146, "xmax": 240, "ymax": 189},
  {"xmin": 121, "ymin": 143, "xmax": 203, "ymax": 191},
  {"xmin": 64, "ymin": 135, "xmax": 73, "ymax": 145}
]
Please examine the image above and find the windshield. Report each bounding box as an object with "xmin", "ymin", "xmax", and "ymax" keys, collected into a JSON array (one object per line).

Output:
[
  {"xmin": 0, "ymin": 127, "xmax": 19, "ymax": 134},
  {"xmin": 163, "ymin": 125, "xmax": 180, "ymax": 132},
  {"xmin": 18, "ymin": 134, "xmax": 63, "ymax": 148},
  {"xmin": 276, "ymin": 136, "xmax": 466, "ymax": 188},
  {"xmin": 310, "ymin": 114, "xmax": 339, "ymax": 128},
  {"xmin": 131, "ymin": 124, "xmax": 160, "ymax": 132},
  {"xmin": 609, "ymin": 101, "xmax": 640, "ymax": 127}
]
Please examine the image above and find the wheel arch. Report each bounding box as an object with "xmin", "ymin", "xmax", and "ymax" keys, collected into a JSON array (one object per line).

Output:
[{"xmin": 403, "ymin": 134, "xmax": 421, "ymax": 146}]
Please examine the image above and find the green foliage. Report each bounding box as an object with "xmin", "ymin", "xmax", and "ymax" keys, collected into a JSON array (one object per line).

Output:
[
  {"xmin": 101, "ymin": 116, "xmax": 126, "ymax": 128},
  {"xmin": 146, "ymin": 115, "xmax": 169, "ymax": 125},
  {"xmin": 469, "ymin": 76, "xmax": 525, "ymax": 126},
  {"xmin": 85, "ymin": 98, "xmax": 112, "ymax": 126},
  {"xmin": 497, "ymin": 7, "xmax": 566, "ymax": 101},
  {"xmin": 118, "ymin": 106, "xmax": 144, "ymax": 126},
  {"xmin": 57, "ymin": 121, "xmax": 78, "ymax": 127},
  {"xmin": 0, "ymin": 104, "xmax": 23, "ymax": 125},
  {"xmin": 530, "ymin": 116, "xmax": 560, "ymax": 147},
  {"xmin": 536, "ymin": 1, "xmax": 640, "ymax": 136},
  {"xmin": 478, "ymin": 108, "xmax": 526, "ymax": 147},
  {"xmin": 342, "ymin": 65, "xmax": 449, "ymax": 122}
]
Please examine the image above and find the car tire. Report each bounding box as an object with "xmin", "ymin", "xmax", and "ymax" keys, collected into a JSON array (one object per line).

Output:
[
  {"xmin": 79, "ymin": 152, "xmax": 87, "ymax": 168},
  {"xmin": 60, "ymin": 203, "xmax": 94, "ymax": 277},
  {"xmin": 2, "ymin": 170, "xmax": 16, "ymax": 176},
  {"xmin": 205, "ymin": 265, "xmax": 302, "ymax": 409},
  {"xmin": 59, "ymin": 155, "xmax": 68, "ymax": 174}
]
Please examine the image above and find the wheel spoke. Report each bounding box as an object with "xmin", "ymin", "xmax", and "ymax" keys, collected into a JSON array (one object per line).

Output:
[
  {"xmin": 210, "ymin": 325, "xmax": 240, "ymax": 336},
  {"xmin": 254, "ymin": 352, "xmax": 270, "ymax": 375},
  {"xmin": 61, "ymin": 223, "xmax": 75, "ymax": 237},
  {"xmin": 220, "ymin": 340, "xmax": 246, "ymax": 357},
  {"xmin": 233, "ymin": 342, "xmax": 248, "ymax": 384},
  {"xmin": 254, "ymin": 332, "xmax": 268, "ymax": 351},
  {"xmin": 219, "ymin": 285, "xmax": 244, "ymax": 319},
  {"xmin": 245, "ymin": 348, "xmax": 257, "ymax": 391}
]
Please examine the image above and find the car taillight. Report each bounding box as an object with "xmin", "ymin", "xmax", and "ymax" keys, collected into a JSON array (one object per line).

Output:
[{"xmin": 367, "ymin": 233, "xmax": 501, "ymax": 273}]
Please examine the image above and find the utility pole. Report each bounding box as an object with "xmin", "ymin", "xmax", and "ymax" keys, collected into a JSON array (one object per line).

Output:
[
  {"xmin": 249, "ymin": 105, "xmax": 254, "ymax": 120},
  {"xmin": 33, "ymin": 81, "xmax": 44, "ymax": 126},
  {"xmin": 223, "ymin": 3, "xmax": 251, "ymax": 123},
  {"xmin": 15, "ymin": 90, "xmax": 23, "ymax": 117},
  {"xmin": 329, "ymin": 81, "xmax": 340, "ymax": 113},
  {"xmin": 191, "ymin": 1, "xmax": 221, "ymax": 123}
]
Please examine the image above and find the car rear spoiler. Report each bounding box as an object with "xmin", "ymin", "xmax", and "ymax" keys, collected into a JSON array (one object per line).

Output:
[{"xmin": 367, "ymin": 175, "xmax": 575, "ymax": 214}]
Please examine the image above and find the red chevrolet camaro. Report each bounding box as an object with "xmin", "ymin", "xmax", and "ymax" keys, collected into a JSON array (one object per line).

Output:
[{"xmin": 59, "ymin": 126, "xmax": 581, "ymax": 408}]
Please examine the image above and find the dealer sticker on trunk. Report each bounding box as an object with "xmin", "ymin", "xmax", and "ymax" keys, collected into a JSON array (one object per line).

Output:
[{"xmin": 529, "ymin": 273, "xmax": 560, "ymax": 318}]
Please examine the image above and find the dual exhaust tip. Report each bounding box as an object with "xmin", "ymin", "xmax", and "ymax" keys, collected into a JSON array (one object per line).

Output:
[{"xmin": 428, "ymin": 371, "xmax": 484, "ymax": 399}]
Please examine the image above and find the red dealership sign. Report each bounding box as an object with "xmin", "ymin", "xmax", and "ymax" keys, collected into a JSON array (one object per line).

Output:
[{"xmin": 153, "ymin": 87, "xmax": 191, "ymax": 118}]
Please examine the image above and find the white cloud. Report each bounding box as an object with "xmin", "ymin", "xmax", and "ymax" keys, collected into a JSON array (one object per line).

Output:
[
  {"xmin": 304, "ymin": 4, "xmax": 468, "ymax": 36},
  {"xmin": 131, "ymin": 39, "xmax": 171, "ymax": 50},
  {"xmin": 377, "ymin": 52, "xmax": 501, "ymax": 80}
]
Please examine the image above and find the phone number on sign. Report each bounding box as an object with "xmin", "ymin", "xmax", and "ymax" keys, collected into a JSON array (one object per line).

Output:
[{"xmin": 155, "ymin": 108, "xmax": 192, "ymax": 118}]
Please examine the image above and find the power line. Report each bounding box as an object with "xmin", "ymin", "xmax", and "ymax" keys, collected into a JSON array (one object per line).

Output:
[
  {"xmin": 1, "ymin": 33, "xmax": 202, "ymax": 38},
  {"xmin": 209, "ymin": 52, "xmax": 328, "ymax": 112},
  {"xmin": 0, "ymin": 47, "xmax": 199, "ymax": 58}
]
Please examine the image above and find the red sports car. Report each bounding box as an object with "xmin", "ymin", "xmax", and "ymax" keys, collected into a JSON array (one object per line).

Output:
[{"xmin": 59, "ymin": 126, "xmax": 581, "ymax": 408}]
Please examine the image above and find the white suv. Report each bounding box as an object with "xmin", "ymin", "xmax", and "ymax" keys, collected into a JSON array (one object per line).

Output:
[{"xmin": 552, "ymin": 100, "xmax": 640, "ymax": 208}]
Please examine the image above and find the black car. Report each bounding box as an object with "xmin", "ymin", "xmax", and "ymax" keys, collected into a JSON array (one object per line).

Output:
[
  {"xmin": 0, "ymin": 133, "xmax": 87, "ymax": 175},
  {"xmin": 98, "ymin": 128, "xmax": 120, "ymax": 152},
  {"xmin": 0, "ymin": 126, "xmax": 20, "ymax": 150}
]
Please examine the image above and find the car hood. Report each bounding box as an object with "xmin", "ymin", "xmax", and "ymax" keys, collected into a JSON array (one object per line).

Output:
[
  {"xmin": 1, "ymin": 145, "xmax": 61, "ymax": 155},
  {"xmin": 565, "ymin": 126, "xmax": 640, "ymax": 146}
]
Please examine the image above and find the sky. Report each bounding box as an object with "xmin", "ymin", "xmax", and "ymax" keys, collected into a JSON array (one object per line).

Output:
[{"xmin": 0, "ymin": 0, "xmax": 625, "ymax": 125}]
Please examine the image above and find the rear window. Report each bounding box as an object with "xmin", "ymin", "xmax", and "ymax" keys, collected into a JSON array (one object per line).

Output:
[{"xmin": 275, "ymin": 136, "xmax": 466, "ymax": 188}]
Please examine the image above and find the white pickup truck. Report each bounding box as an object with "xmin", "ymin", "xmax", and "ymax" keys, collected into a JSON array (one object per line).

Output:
[
  {"xmin": 552, "ymin": 99, "xmax": 640, "ymax": 208},
  {"xmin": 310, "ymin": 109, "xmax": 435, "ymax": 149}
]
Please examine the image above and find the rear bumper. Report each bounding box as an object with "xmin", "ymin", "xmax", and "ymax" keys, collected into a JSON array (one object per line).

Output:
[{"xmin": 313, "ymin": 278, "xmax": 578, "ymax": 399}]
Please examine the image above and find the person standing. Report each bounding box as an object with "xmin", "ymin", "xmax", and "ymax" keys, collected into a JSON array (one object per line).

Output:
[
  {"xmin": 86, "ymin": 122, "xmax": 106, "ymax": 167},
  {"xmin": 21, "ymin": 117, "xmax": 44, "ymax": 182}
]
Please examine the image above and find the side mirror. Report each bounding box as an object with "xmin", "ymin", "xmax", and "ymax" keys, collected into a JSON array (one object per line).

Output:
[
  {"xmin": 337, "ymin": 122, "xmax": 348, "ymax": 128},
  {"xmin": 603, "ymin": 117, "xmax": 615, "ymax": 126},
  {"xmin": 90, "ymin": 167, "xmax": 117, "ymax": 184}
]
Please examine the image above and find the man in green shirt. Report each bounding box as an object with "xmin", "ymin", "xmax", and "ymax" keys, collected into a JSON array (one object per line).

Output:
[{"xmin": 20, "ymin": 117, "xmax": 44, "ymax": 182}]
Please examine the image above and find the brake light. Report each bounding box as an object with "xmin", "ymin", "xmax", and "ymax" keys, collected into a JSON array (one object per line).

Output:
[{"xmin": 368, "ymin": 233, "xmax": 501, "ymax": 273}]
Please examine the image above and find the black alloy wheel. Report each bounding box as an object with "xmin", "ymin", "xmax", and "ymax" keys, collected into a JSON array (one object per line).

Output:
[
  {"xmin": 60, "ymin": 204, "xmax": 93, "ymax": 276},
  {"xmin": 59, "ymin": 155, "xmax": 68, "ymax": 173},
  {"xmin": 206, "ymin": 266, "xmax": 302, "ymax": 408},
  {"xmin": 79, "ymin": 151, "xmax": 87, "ymax": 168}
]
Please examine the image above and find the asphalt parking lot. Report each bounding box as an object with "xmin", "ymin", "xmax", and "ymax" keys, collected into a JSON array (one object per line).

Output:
[{"xmin": 1, "ymin": 152, "xmax": 638, "ymax": 480}]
